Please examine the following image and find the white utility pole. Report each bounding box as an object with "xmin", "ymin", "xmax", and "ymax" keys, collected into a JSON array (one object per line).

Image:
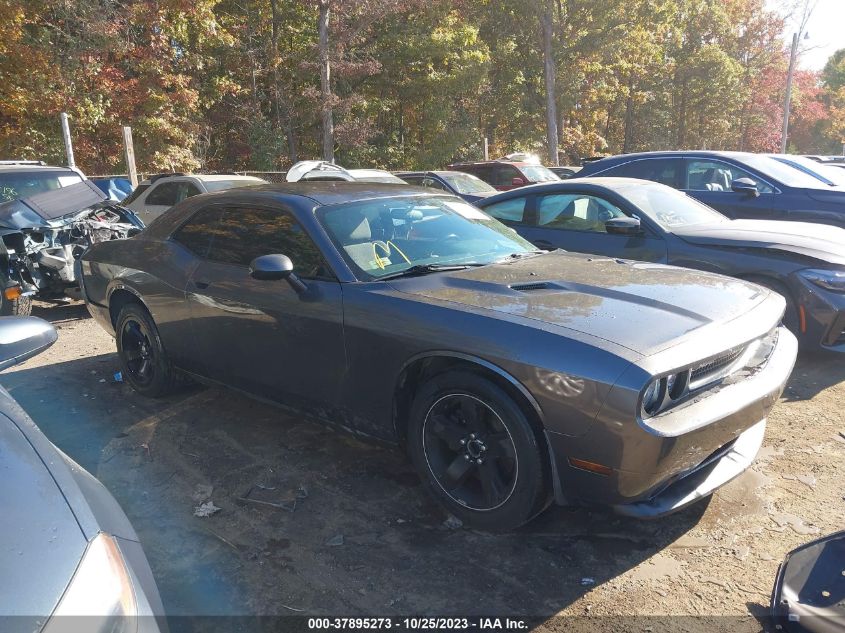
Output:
[
  {"xmin": 122, "ymin": 126, "xmax": 138, "ymax": 187},
  {"xmin": 60, "ymin": 112, "xmax": 76, "ymax": 168}
]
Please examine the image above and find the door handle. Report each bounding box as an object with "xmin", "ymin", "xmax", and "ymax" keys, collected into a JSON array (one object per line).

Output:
[
  {"xmin": 193, "ymin": 280, "xmax": 210, "ymax": 289},
  {"xmin": 533, "ymin": 239, "xmax": 555, "ymax": 251}
]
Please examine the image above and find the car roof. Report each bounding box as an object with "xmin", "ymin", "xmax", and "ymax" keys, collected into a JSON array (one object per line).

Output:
[
  {"xmin": 586, "ymin": 150, "xmax": 765, "ymax": 165},
  {"xmin": 475, "ymin": 176, "xmax": 664, "ymax": 204},
  {"xmin": 448, "ymin": 160, "xmax": 534, "ymax": 167},
  {"xmin": 0, "ymin": 163, "xmax": 77, "ymax": 172},
  {"xmin": 395, "ymin": 170, "xmax": 472, "ymax": 177},
  {"xmin": 212, "ymin": 181, "xmax": 436, "ymax": 206}
]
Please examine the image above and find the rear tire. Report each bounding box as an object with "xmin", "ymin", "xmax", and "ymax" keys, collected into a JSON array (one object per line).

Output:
[
  {"xmin": 407, "ymin": 370, "xmax": 548, "ymax": 532},
  {"xmin": 115, "ymin": 302, "xmax": 179, "ymax": 398},
  {"xmin": 0, "ymin": 277, "xmax": 32, "ymax": 316}
]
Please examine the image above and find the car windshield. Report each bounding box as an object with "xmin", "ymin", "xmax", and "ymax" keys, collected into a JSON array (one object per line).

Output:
[
  {"xmin": 439, "ymin": 172, "xmax": 497, "ymax": 194},
  {"xmin": 519, "ymin": 165, "xmax": 560, "ymax": 182},
  {"xmin": 0, "ymin": 170, "xmax": 83, "ymax": 202},
  {"xmin": 739, "ymin": 154, "xmax": 829, "ymax": 189},
  {"xmin": 773, "ymin": 155, "xmax": 845, "ymax": 186},
  {"xmin": 317, "ymin": 195, "xmax": 536, "ymax": 280},
  {"xmin": 618, "ymin": 183, "xmax": 729, "ymax": 229},
  {"xmin": 203, "ymin": 178, "xmax": 265, "ymax": 192}
]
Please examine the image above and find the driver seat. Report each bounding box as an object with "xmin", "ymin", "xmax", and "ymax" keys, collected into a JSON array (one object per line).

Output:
[{"xmin": 331, "ymin": 210, "xmax": 386, "ymax": 271}]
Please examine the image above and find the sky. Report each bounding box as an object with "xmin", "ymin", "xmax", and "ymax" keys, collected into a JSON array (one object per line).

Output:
[{"xmin": 776, "ymin": 0, "xmax": 845, "ymax": 71}]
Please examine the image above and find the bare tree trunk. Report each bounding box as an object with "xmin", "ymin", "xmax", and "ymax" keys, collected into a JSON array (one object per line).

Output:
[
  {"xmin": 318, "ymin": 0, "xmax": 334, "ymax": 162},
  {"xmin": 540, "ymin": 0, "xmax": 559, "ymax": 165},
  {"xmin": 623, "ymin": 77, "xmax": 635, "ymax": 153}
]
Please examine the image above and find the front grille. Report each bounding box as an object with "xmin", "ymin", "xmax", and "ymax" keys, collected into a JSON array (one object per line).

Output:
[{"xmin": 689, "ymin": 345, "xmax": 746, "ymax": 388}]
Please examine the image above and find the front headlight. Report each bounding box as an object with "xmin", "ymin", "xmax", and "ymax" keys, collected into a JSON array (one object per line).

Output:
[
  {"xmin": 800, "ymin": 269, "xmax": 845, "ymax": 293},
  {"xmin": 641, "ymin": 370, "xmax": 691, "ymax": 417},
  {"xmin": 45, "ymin": 533, "xmax": 137, "ymax": 631}
]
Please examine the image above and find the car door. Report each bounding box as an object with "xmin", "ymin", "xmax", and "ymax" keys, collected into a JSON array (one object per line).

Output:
[
  {"xmin": 682, "ymin": 158, "xmax": 778, "ymax": 220},
  {"xmin": 515, "ymin": 192, "xmax": 668, "ymax": 262},
  {"xmin": 136, "ymin": 180, "xmax": 202, "ymax": 224},
  {"xmin": 186, "ymin": 204, "xmax": 346, "ymax": 412}
]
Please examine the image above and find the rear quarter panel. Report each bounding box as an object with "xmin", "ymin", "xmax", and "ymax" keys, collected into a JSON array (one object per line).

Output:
[{"xmin": 81, "ymin": 237, "xmax": 198, "ymax": 365}]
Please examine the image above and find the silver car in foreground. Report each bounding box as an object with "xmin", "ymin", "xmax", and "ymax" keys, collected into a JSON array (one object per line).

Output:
[{"xmin": 0, "ymin": 317, "xmax": 164, "ymax": 632}]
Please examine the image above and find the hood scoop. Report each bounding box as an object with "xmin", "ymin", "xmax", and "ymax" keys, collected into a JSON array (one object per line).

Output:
[{"xmin": 510, "ymin": 281, "xmax": 564, "ymax": 292}]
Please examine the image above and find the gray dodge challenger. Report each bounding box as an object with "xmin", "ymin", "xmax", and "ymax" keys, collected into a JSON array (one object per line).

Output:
[{"xmin": 79, "ymin": 183, "xmax": 798, "ymax": 530}]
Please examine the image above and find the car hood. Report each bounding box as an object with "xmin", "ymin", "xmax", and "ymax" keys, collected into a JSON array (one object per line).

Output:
[
  {"xmin": 461, "ymin": 191, "xmax": 497, "ymax": 202},
  {"xmin": 389, "ymin": 251, "xmax": 772, "ymax": 356},
  {"xmin": 804, "ymin": 186, "xmax": 845, "ymax": 205},
  {"xmin": 0, "ymin": 405, "xmax": 86, "ymax": 617},
  {"xmin": 673, "ymin": 220, "xmax": 845, "ymax": 267}
]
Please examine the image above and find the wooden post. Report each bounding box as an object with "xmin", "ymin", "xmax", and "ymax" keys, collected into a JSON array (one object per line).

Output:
[
  {"xmin": 122, "ymin": 126, "xmax": 138, "ymax": 187},
  {"xmin": 60, "ymin": 112, "xmax": 76, "ymax": 168},
  {"xmin": 483, "ymin": 137, "xmax": 489, "ymax": 161}
]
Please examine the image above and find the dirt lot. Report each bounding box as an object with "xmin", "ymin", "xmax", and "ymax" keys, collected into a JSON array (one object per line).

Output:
[{"xmin": 2, "ymin": 301, "xmax": 844, "ymax": 629}]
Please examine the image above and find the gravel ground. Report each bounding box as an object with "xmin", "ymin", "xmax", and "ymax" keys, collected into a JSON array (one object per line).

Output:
[{"xmin": 2, "ymin": 301, "xmax": 843, "ymax": 630}]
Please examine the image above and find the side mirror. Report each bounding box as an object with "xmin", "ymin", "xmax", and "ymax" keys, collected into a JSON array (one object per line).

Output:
[
  {"xmin": 0, "ymin": 316, "xmax": 58, "ymax": 371},
  {"xmin": 511, "ymin": 177, "xmax": 526, "ymax": 187},
  {"xmin": 731, "ymin": 177, "xmax": 760, "ymax": 197},
  {"xmin": 249, "ymin": 254, "xmax": 307, "ymax": 293},
  {"xmin": 605, "ymin": 216, "xmax": 643, "ymax": 236}
]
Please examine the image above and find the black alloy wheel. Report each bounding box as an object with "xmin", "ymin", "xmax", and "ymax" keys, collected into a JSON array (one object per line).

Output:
[
  {"xmin": 407, "ymin": 370, "xmax": 549, "ymax": 531},
  {"xmin": 423, "ymin": 393, "xmax": 517, "ymax": 511},
  {"xmin": 115, "ymin": 302, "xmax": 179, "ymax": 398}
]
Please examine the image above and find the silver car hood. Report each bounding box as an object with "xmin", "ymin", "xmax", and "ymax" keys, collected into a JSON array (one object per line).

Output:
[
  {"xmin": 391, "ymin": 251, "xmax": 774, "ymax": 356},
  {"xmin": 0, "ymin": 404, "xmax": 86, "ymax": 617},
  {"xmin": 673, "ymin": 220, "xmax": 845, "ymax": 267}
]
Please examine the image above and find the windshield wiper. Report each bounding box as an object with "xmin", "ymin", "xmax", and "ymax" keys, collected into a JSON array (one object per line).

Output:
[
  {"xmin": 498, "ymin": 250, "xmax": 547, "ymax": 262},
  {"xmin": 378, "ymin": 263, "xmax": 486, "ymax": 281}
]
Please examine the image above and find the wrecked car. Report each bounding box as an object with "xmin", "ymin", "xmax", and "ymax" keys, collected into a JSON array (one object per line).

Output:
[
  {"xmin": 286, "ymin": 160, "xmax": 407, "ymax": 184},
  {"xmin": 0, "ymin": 180, "xmax": 143, "ymax": 315},
  {"xmin": 79, "ymin": 183, "xmax": 797, "ymax": 531}
]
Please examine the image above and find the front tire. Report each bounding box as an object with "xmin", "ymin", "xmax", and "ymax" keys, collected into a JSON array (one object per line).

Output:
[
  {"xmin": 115, "ymin": 302, "xmax": 179, "ymax": 398},
  {"xmin": 0, "ymin": 279, "xmax": 32, "ymax": 316},
  {"xmin": 407, "ymin": 370, "xmax": 549, "ymax": 532}
]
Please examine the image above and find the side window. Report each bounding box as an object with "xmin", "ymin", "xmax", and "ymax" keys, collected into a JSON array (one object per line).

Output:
[
  {"xmin": 404, "ymin": 176, "xmax": 424, "ymax": 186},
  {"xmin": 492, "ymin": 165, "xmax": 520, "ymax": 187},
  {"xmin": 179, "ymin": 182, "xmax": 202, "ymax": 201},
  {"xmin": 171, "ymin": 207, "xmax": 222, "ymax": 257},
  {"xmin": 469, "ymin": 165, "xmax": 493, "ymax": 185},
  {"xmin": 606, "ymin": 159, "xmax": 679, "ymax": 187},
  {"xmin": 685, "ymin": 160, "xmax": 773, "ymax": 194},
  {"xmin": 421, "ymin": 177, "xmax": 449, "ymax": 191},
  {"xmin": 145, "ymin": 182, "xmax": 181, "ymax": 206},
  {"xmin": 537, "ymin": 194, "xmax": 626, "ymax": 232},
  {"xmin": 484, "ymin": 197, "xmax": 526, "ymax": 224},
  {"xmin": 122, "ymin": 183, "xmax": 150, "ymax": 205},
  {"xmin": 206, "ymin": 207, "xmax": 331, "ymax": 279}
]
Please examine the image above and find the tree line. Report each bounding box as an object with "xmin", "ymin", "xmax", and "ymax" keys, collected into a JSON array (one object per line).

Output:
[{"xmin": 1, "ymin": 0, "xmax": 843, "ymax": 175}]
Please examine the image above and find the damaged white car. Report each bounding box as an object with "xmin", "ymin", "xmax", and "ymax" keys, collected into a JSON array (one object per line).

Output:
[{"xmin": 0, "ymin": 180, "xmax": 143, "ymax": 315}]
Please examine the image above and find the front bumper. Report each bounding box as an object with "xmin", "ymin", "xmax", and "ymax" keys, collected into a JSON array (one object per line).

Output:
[
  {"xmin": 545, "ymin": 325, "xmax": 797, "ymax": 517},
  {"xmin": 612, "ymin": 418, "xmax": 765, "ymax": 517},
  {"xmin": 788, "ymin": 272, "xmax": 845, "ymax": 352}
]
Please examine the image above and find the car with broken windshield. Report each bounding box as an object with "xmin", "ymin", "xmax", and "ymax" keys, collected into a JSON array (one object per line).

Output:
[{"xmin": 79, "ymin": 183, "xmax": 797, "ymax": 530}]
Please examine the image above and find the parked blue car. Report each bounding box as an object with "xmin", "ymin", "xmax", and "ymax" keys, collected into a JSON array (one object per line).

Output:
[{"xmin": 577, "ymin": 151, "xmax": 845, "ymax": 228}]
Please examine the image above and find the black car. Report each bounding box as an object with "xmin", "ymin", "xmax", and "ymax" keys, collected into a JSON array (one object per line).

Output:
[
  {"xmin": 79, "ymin": 183, "xmax": 796, "ymax": 530},
  {"xmin": 577, "ymin": 151, "xmax": 845, "ymax": 228},
  {"xmin": 394, "ymin": 170, "xmax": 499, "ymax": 203},
  {"xmin": 477, "ymin": 178, "xmax": 845, "ymax": 353}
]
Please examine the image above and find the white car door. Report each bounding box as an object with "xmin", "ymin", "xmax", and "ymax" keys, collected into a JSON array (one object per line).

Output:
[{"xmin": 129, "ymin": 179, "xmax": 203, "ymax": 225}]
